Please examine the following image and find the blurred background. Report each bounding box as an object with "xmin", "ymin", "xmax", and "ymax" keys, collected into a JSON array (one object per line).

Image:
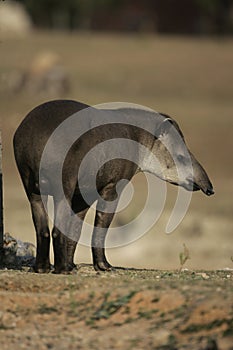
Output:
[{"xmin": 0, "ymin": 0, "xmax": 233, "ymax": 270}]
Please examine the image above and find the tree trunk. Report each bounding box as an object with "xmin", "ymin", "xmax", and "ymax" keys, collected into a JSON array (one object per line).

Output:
[{"xmin": 0, "ymin": 130, "xmax": 4, "ymax": 265}]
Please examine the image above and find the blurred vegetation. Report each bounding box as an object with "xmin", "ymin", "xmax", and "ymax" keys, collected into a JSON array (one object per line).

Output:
[{"xmin": 15, "ymin": 0, "xmax": 233, "ymax": 35}]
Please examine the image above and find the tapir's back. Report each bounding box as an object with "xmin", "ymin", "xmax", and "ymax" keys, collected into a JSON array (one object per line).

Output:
[
  {"xmin": 13, "ymin": 100, "xmax": 88, "ymax": 170},
  {"xmin": 13, "ymin": 99, "xmax": 89, "ymax": 197},
  {"xmin": 14, "ymin": 99, "xmax": 142, "ymax": 199}
]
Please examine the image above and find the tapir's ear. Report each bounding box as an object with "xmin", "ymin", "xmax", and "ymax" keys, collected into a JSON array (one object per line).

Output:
[{"xmin": 157, "ymin": 117, "xmax": 174, "ymax": 137}]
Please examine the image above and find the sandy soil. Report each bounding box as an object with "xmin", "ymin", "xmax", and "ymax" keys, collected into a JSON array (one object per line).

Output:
[{"xmin": 0, "ymin": 266, "xmax": 232, "ymax": 350}]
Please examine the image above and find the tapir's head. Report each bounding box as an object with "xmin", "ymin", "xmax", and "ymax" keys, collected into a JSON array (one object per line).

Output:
[{"xmin": 152, "ymin": 114, "xmax": 214, "ymax": 196}]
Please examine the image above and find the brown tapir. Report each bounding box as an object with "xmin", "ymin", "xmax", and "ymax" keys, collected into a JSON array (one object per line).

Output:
[{"xmin": 13, "ymin": 100, "xmax": 214, "ymax": 273}]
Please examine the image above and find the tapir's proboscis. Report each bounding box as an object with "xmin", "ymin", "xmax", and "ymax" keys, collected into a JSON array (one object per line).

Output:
[{"xmin": 13, "ymin": 100, "xmax": 214, "ymax": 273}]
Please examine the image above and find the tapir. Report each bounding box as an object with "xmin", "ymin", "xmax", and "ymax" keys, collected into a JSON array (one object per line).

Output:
[{"xmin": 13, "ymin": 100, "xmax": 214, "ymax": 273}]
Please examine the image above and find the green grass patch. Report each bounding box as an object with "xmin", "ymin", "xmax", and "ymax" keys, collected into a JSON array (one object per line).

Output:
[
  {"xmin": 88, "ymin": 291, "xmax": 136, "ymax": 323},
  {"xmin": 37, "ymin": 304, "xmax": 58, "ymax": 314}
]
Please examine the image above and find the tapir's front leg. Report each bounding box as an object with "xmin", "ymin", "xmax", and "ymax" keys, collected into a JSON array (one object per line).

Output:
[
  {"xmin": 92, "ymin": 184, "xmax": 121, "ymax": 271},
  {"xmin": 92, "ymin": 209, "xmax": 115, "ymax": 271}
]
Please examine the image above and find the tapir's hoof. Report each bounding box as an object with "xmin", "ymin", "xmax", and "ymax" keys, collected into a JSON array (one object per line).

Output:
[
  {"xmin": 33, "ymin": 263, "xmax": 51, "ymax": 274},
  {"xmin": 58, "ymin": 263, "xmax": 78, "ymax": 275},
  {"xmin": 68, "ymin": 262, "xmax": 78, "ymax": 271},
  {"xmin": 53, "ymin": 267, "xmax": 69, "ymax": 274},
  {"xmin": 53, "ymin": 263, "xmax": 77, "ymax": 274},
  {"xmin": 94, "ymin": 261, "xmax": 113, "ymax": 272}
]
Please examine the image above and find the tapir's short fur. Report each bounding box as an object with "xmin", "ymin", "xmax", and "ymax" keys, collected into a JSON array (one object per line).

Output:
[{"xmin": 13, "ymin": 100, "xmax": 214, "ymax": 273}]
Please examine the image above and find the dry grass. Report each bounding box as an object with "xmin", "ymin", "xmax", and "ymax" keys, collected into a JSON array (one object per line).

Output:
[{"xmin": 1, "ymin": 31, "xmax": 233, "ymax": 269}]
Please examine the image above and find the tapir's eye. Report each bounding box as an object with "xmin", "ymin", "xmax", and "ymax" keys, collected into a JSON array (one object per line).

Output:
[{"xmin": 177, "ymin": 155, "xmax": 186, "ymax": 164}]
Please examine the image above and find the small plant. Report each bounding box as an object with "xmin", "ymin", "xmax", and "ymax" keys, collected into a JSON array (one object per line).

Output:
[
  {"xmin": 87, "ymin": 291, "xmax": 136, "ymax": 325},
  {"xmin": 231, "ymin": 256, "xmax": 233, "ymax": 263},
  {"xmin": 137, "ymin": 309, "xmax": 158, "ymax": 319},
  {"xmin": 37, "ymin": 304, "xmax": 58, "ymax": 314},
  {"xmin": 179, "ymin": 243, "xmax": 190, "ymax": 273}
]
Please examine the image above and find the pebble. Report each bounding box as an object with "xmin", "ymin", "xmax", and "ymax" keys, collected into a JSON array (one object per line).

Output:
[{"xmin": 196, "ymin": 272, "xmax": 210, "ymax": 280}]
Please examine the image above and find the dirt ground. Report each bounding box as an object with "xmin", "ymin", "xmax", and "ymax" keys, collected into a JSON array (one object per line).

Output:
[
  {"xmin": 0, "ymin": 266, "xmax": 232, "ymax": 350},
  {"xmin": 1, "ymin": 32, "xmax": 233, "ymax": 349}
]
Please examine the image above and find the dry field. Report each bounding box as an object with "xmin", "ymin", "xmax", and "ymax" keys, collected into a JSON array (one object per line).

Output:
[{"xmin": 0, "ymin": 31, "xmax": 233, "ymax": 349}]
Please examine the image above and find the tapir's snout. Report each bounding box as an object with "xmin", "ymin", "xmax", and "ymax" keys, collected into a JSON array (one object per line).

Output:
[
  {"xmin": 205, "ymin": 187, "xmax": 215, "ymax": 196},
  {"xmin": 195, "ymin": 181, "xmax": 214, "ymax": 196},
  {"xmin": 185, "ymin": 178, "xmax": 214, "ymax": 196},
  {"xmin": 190, "ymin": 153, "xmax": 214, "ymax": 197}
]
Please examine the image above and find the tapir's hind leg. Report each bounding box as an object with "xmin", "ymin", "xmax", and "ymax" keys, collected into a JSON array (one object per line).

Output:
[
  {"xmin": 66, "ymin": 208, "xmax": 89, "ymax": 270},
  {"xmin": 52, "ymin": 195, "xmax": 89, "ymax": 274},
  {"xmin": 30, "ymin": 193, "xmax": 51, "ymax": 273},
  {"xmin": 52, "ymin": 198, "xmax": 71, "ymax": 274}
]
